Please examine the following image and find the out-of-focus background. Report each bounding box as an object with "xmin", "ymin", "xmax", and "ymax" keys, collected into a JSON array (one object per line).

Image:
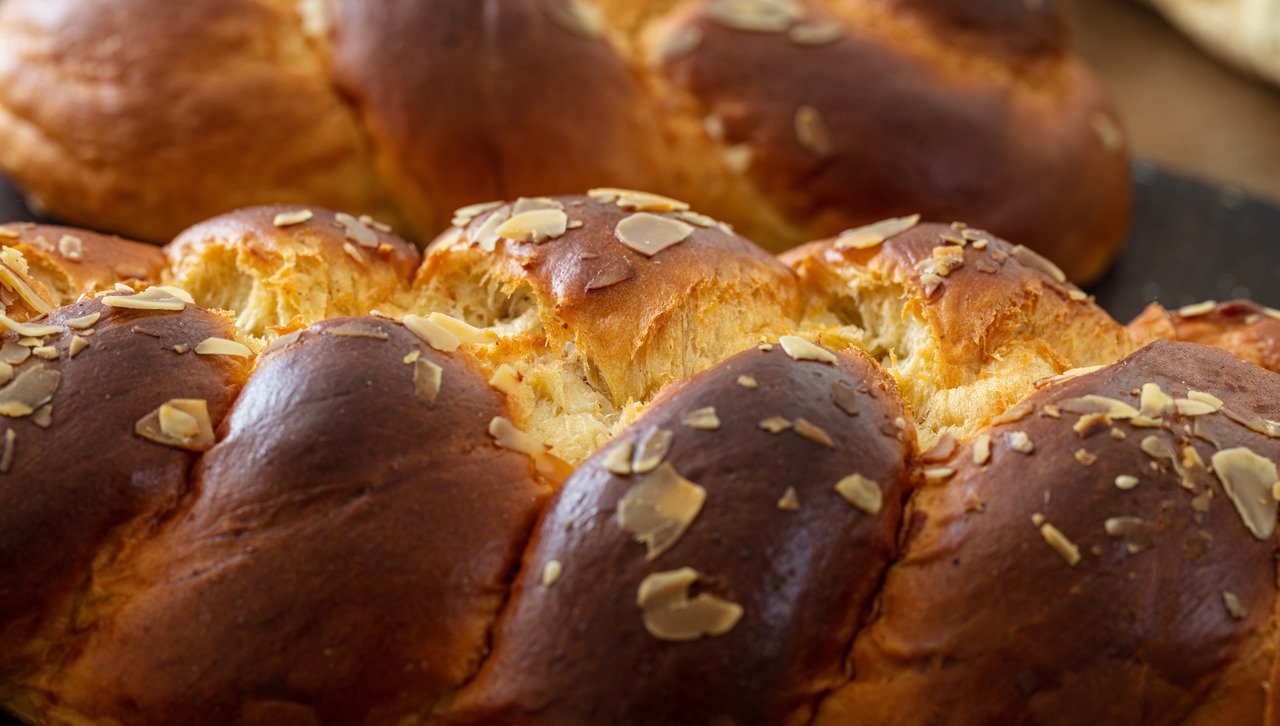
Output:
[{"xmin": 1072, "ymin": 0, "xmax": 1280, "ymax": 203}]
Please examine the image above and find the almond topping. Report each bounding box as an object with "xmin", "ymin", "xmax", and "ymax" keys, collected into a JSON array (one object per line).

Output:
[
  {"xmin": 0, "ymin": 313, "xmax": 61, "ymax": 338},
  {"xmin": 1114, "ymin": 474, "xmax": 1139, "ymax": 490},
  {"xmin": 603, "ymin": 441, "xmax": 635, "ymax": 476},
  {"xmin": 1211, "ymin": 447, "xmax": 1280, "ymax": 540},
  {"xmin": 588, "ymin": 189, "xmax": 690, "ymax": 213},
  {"xmin": 637, "ymin": 568, "xmax": 743, "ymax": 642},
  {"xmin": 403, "ymin": 314, "xmax": 459, "ymax": 352},
  {"xmin": 682, "ymin": 406, "xmax": 721, "ymax": 431},
  {"xmin": 195, "ymin": 337, "xmax": 252, "ymax": 357},
  {"xmin": 1222, "ymin": 591, "xmax": 1248, "ymax": 620},
  {"xmin": 0, "ymin": 364, "xmax": 60, "ymax": 417},
  {"xmin": 101, "ymin": 286, "xmax": 188, "ymax": 311},
  {"xmin": 1040, "ymin": 523, "xmax": 1081, "ymax": 566},
  {"xmin": 1104, "ymin": 516, "xmax": 1154, "ymax": 554},
  {"xmin": 1138, "ymin": 382, "xmax": 1174, "ymax": 418},
  {"xmin": 633, "ymin": 427, "xmax": 675, "ymax": 474},
  {"xmin": 584, "ymin": 258, "xmax": 636, "ymax": 291},
  {"xmin": 542, "ymin": 560, "xmax": 564, "ymax": 587},
  {"xmin": 618, "ymin": 462, "xmax": 706, "ymax": 560},
  {"xmin": 779, "ymin": 335, "xmax": 836, "ymax": 364},
  {"xmin": 991, "ymin": 401, "xmax": 1033, "ymax": 425},
  {"xmin": 65, "ymin": 312, "xmax": 99, "ymax": 329},
  {"xmin": 703, "ymin": 0, "xmax": 804, "ymax": 32},
  {"xmin": 737, "ymin": 375, "xmax": 758, "ymax": 389},
  {"xmin": 973, "ymin": 433, "xmax": 992, "ymax": 465},
  {"xmin": 495, "ymin": 209, "xmax": 569, "ymax": 243},
  {"xmin": 793, "ymin": 417, "xmax": 833, "ymax": 446},
  {"xmin": 777, "ymin": 487, "xmax": 800, "ymax": 511},
  {"xmin": 1060, "ymin": 395, "xmax": 1139, "ymax": 420},
  {"xmin": 794, "ymin": 106, "xmax": 833, "ymax": 158},
  {"xmin": 758, "ymin": 416, "xmax": 791, "ymax": 433},
  {"xmin": 57, "ymin": 234, "xmax": 84, "ymax": 261},
  {"xmin": 413, "ymin": 358, "xmax": 443, "ymax": 406},
  {"xmin": 834, "ymin": 214, "xmax": 920, "ymax": 251},
  {"xmin": 1009, "ymin": 244, "xmax": 1067, "ymax": 283},
  {"xmin": 1178, "ymin": 300, "xmax": 1217, "ymax": 317},
  {"xmin": 135, "ymin": 399, "xmax": 215, "ymax": 451},
  {"xmin": 1005, "ymin": 431, "xmax": 1034, "ymax": 454},
  {"xmin": 272, "ymin": 209, "xmax": 314, "ymax": 227},
  {"xmin": 614, "ymin": 213, "xmax": 694, "ymax": 257},
  {"xmin": 834, "ymin": 473, "xmax": 881, "ymax": 514}
]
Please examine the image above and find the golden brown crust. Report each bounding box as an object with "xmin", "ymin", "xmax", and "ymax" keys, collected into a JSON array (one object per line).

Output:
[
  {"xmin": 416, "ymin": 193, "xmax": 803, "ymax": 405},
  {"xmin": 0, "ymin": 0, "xmax": 406, "ymax": 241},
  {"xmin": 823, "ymin": 340, "xmax": 1280, "ymax": 724},
  {"xmin": 37, "ymin": 317, "xmax": 552, "ymax": 724},
  {"xmin": 327, "ymin": 0, "xmax": 671, "ymax": 236},
  {"xmin": 0, "ymin": 0, "xmax": 1129, "ymax": 280},
  {"xmin": 166, "ymin": 205, "xmax": 420, "ymax": 334},
  {"xmin": 651, "ymin": 0, "xmax": 1129, "ymax": 280},
  {"xmin": 1128, "ymin": 299, "xmax": 1280, "ymax": 374},
  {"xmin": 0, "ymin": 223, "xmax": 167, "ymax": 302},
  {"xmin": 0, "ymin": 298, "xmax": 249, "ymax": 679},
  {"xmin": 452, "ymin": 344, "xmax": 914, "ymax": 725}
]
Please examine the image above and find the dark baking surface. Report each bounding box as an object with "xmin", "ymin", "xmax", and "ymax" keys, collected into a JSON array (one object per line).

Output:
[{"xmin": 3, "ymin": 162, "xmax": 1277, "ymax": 325}]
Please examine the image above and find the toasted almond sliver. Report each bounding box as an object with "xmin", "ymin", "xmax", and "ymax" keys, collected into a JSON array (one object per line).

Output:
[
  {"xmin": 617, "ymin": 462, "xmax": 706, "ymax": 560},
  {"xmin": 636, "ymin": 567, "xmax": 743, "ymax": 642},
  {"xmin": 135, "ymin": 399, "xmax": 215, "ymax": 451},
  {"xmin": 778, "ymin": 335, "xmax": 836, "ymax": 364},
  {"xmin": 403, "ymin": 314, "xmax": 460, "ymax": 352},
  {"xmin": 834, "ymin": 473, "xmax": 881, "ymax": 514},
  {"xmin": 834, "ymin": 214, "xmax": 920, "ymax": 251},
  {"xmin": 195, "ymin": 337, "xmax": 252, "ymax": 357},
  {"xmin": 614, "ymin": 213, "xmax": 694, "ymax": 257},
  {"xmin": 272, "ymin": 209, "xmax": 314, "ymax": 227}
]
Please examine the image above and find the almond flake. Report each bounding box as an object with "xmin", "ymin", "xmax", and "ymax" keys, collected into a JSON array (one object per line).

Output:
[
  {"xmin": 1009, "ymin": 244, "xmax": 1067, "ymax": 283},
  {"xmin": 737, "ymin": 375, "xmax": 758, "ymax": 389},
  {"xmin": 195, "ymin": 337, "xmax": 252, "ymax": 357},
  {"xmin": 991, "ymin": 401, "xmax": 1033, "ymax": 425},
  {"xmin": 1104, "ymin": 516, "xmax": 1154, "ymax": 554},
  {"xmin": 1178, "ymin": 300, "xmax": 1216, "ymax": 317},
  {"xmin": 1211, "ymin": 447, "xmax": 1280, "ymax": 540},
  {"xmin": 704, "ymin": 0, "xmax": 805, "ymax": 32},
  {"xmin": 1059, "ymin": 395, "xmax": 1139, "ymax": 420},
  {"xmin": 973, "ymin": 433, "xmax": 992, "ymax": 465},
  {"xmin": 788, "ymin": 20, "xmax": 842, "ymax": 45},
  {"xmin": 0, "ymin": 313, "xmax": 61, "ymax": 338},
  {"xmin": 834, "ymin": 473, "xmax": 881, "ymax": 514},
  {"xmin": 682, "ymin": 406, "xmax": 721, "ymax": 431},
  {"xmin": 413, "ymin": 358, "xmax": 443, "ymax": 406},
  {"xmin": 759, "ymin": 416, "xmax": 791, "ymax": 433},
  {"xmin": 779, "ymin": 335, "xmax": 836, "ymax": 364},
  {"xmin": 495, "ymin": 209, "xmax": 569, "ymax": 243},
  {"xmin": 1005, "ymin": 431, "xmax": 1034, "ymax": 454},
  {"xmin": 68, "ymin": 335, "xmax": 89, "ymax": 358},
  {"xmin": 584, "ymin": 258, "xmax": 636, "ymax": 291},
  {"xmin": 632, "ymin": 427, "xmax": 675, "ymax": 474},
  {"xmin": 135, "ymin": 399, "xmax": 215, "ymax": 451},
  {"xmin": 636, "ymin": 568, "xmax": 742, "ymax": 642},
  {"xmin": 834, "ymin": 214, "xmax": 920, "ymax": 251},
  {"xmin": 589, "ymin": 189, "xmax": 690, "ymax": 213},
  {"xmin": 617, "ymin": 462, "xmax": 706, "ymax": 560},
  {"xmin": 603, "ymin": 441, "xmax": 635, "ymax": 476},
  {"xmin": 57, "ymin": 235, "xmax": 84, "ymax": 261},
  {"xmin": 831, "ymin": 381, "xmax": 859, "ymax": 415},
  {"xmin": 1139, "ymin": 382, "xmax": 1174, "ymax": 418},
  {"xmin": 1222, "ymin": 591, "xmax": 1248, "ymax": 620},
  {"xmin": 0, "ymin": 364, "xmax": 60, "ymax": 417},
  {"xmin": 1174, "ymin": 398, "xmax": 1218, "ymax": 416},
  {"xmin": 101, "ymin": 286, "xmax": 187, "ymax": 311},
  {"xmin": 923, "ymin": 467, "xmax": 955, "ymax": 482},
  {"xmin": 326, "ymin": 322, "xmax": 389, "ymax": 340},
  {"xmin": 615, "ymin": 213, "xmax": 694, "ymax": 257},
  {"xmin": 793, "ymin": 417, "xmax": 833, "ymax": 446},
  {"xmin": 65, "ymin": 312, "xmax": 99, "ymax": 329},
  {"xmin": 272, "ymin": 209, "xmax": 314, "ymax": 227},
  {"xmin": 451, "ymin": 201, "xmax": 503, "ymax": 227},
  {"xmin": 403, "ymin": 314, "xmax": 459, "ymax": 352},
  {"xmin": 1040, "ymin": 523, "xmax": 1081, "ymax": 565},
  {"xmin": 542, "ymin": 560, "xmax": 564, "ymax": 587},
  {"xmin": 777, "ymin": 487, "xmax": 800, "ymax": 511},
  {"xmin": 1115, "ymin": 474, "xmax": 1139, "ymax": 490},
  {"xmin": 335, "ymin": 212, "xmax": 380, "ymax": 248}
]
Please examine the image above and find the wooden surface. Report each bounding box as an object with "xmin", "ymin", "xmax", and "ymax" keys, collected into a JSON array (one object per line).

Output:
[{"xmin": 1072, "ymin": 0, "xmax": 1280, "ymax": 204}]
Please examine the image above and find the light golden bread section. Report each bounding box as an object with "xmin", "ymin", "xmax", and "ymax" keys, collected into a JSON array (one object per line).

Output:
[
  {"xmin": 164, "ymin": 205, "xmax": 419, "ymax": 337},
  {"xmin": 785, "ymin": 220, "xmax": 1133, "ymax": 446}
]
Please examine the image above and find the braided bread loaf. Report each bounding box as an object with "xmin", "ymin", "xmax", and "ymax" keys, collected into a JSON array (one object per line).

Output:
[
  {"xmin": 0, "ymin": 191, "xmax": 1276, "ymax": 726},
  {"xmin": 0, "ymin": 0, "xmax": 1131, "ymax": 282}
]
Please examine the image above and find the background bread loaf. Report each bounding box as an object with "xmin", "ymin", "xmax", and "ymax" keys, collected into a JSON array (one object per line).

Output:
[
  {"xmin": 0, "ymin": 0, "xmax": 1131, "ymax": 281},
  {"xmin": 0, "ymin": 192, "xmax": 1275, "ymax": 724}
]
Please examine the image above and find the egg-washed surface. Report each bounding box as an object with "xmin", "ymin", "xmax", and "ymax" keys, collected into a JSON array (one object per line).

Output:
[
  {"xmin": 0, "ymin": 192, "xmax": 1276, "ymax": 725},
  {"xmin": 0, "ymin": 0, "xmax": 1129, "ymax": 282}
]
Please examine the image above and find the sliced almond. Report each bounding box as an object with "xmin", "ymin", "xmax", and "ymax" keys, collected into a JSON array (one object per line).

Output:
[
  {"xmin": 413, "ymin": 358, "xmax": 443, "ymax": 406},
  {"xmin": 0, "ymin": 364, "xmax": 60, "ymax": 417},
  {"xmin": 196, "ymin": 337, "xmax": 252, "ymax": 357},
  {"xmin": 603, "ymin": 441, "xmax": 635, "ymax": 476},
  {"xmin": 834, "ymin": 214, "xmax": 920, "ymax": 251},
  {"xmin": 588, "ymin": 188, "xmax": 690, "ymax": 213},
  {"xmin": 632, "ymin": 427, "xmax": 675, "ymax": 474},
  {"xmin": 403, "ymin": 314, "xmax": 460, "ymax": 352},
  {"xmin": 135, "ymin": 399, "xmax": 215, "ymax": 451},
  {"xmin": 779, "ymin": 335, "xmax": 836, "ymax": 364},
  {"xmin": 1040, "ymin": 523, "xmax": 1081, "ymax": 565},
  {"xmin": 584, "ymin": 258, "xmax": 636, "ymax": 291},
  {"xmin": 682, "ymin": 406, "xmax": 721, "ymax": 431},
  {"xmin": 777, "ymin": 487, "xmax": 800, "ymax": 511},
  {"xmin": 495, "ymin": 209, "xmax": 569, "ymax": 243},
  {"xmin": 101, "ymin": 286, "xmax": 187, "ymax": 311},
  {"xmin": 272, "ymin": 209, "xmax": 314, "ymax": 227},
  {"xmin": 65, "ymin": 312, "xmax": 100, "ymax": 330},
  {"xmin": 793, "ymin": 417, "xmax": 833, "ymax": 446},
  {"xmin": 1211, "ymin": 447, "xmax": 1280, "ymax": 540},
  {"xmin": 615, "ymin": 213, "xmax": 694, "ymax": 257},
  {"xmin": 794, "ymin": 106, "xmax": 833, "ymax": 158},
  {"xmin": 1009, "ymin": 244, "xmax": 1067, "ymax": 283},
  {"xmin": 617, "ymin": 462, "xmax": 706, "ymax": 560},
  {"xmin": 637, "ymin": 568, "xmax": 742, "ymax": 642},
  {"xmin": 834, "ymin": 473, "xmax": 881, "ymax": 514}
]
